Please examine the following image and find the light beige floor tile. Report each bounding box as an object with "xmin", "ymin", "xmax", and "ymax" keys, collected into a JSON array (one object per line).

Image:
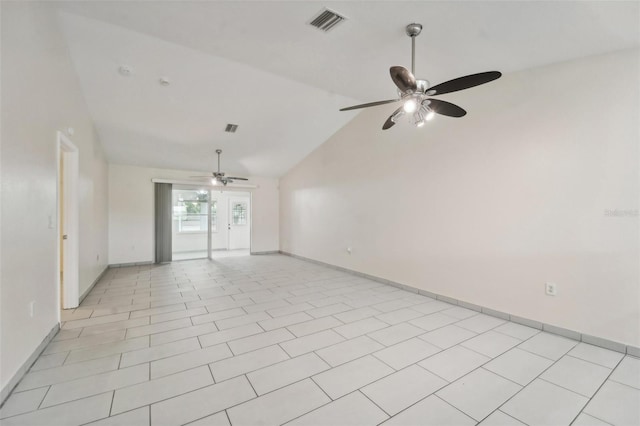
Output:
[
  {"xmin": 541, "ymin": 355, "xmax": 611, "ymax": 397},
  {"xmin": 43, "ymin": 330, "xmax": 126, "ymax": 354},
  {"xmin": 493, "ymin": 322, "xmax": 540, "ymax": 341},
  {"xmin": 0, "ymin": 387, "xmax": 48, "ymax": 419},
  {"xmin": 362, "ymin": 365, "xmax": 447, "ymax": 415},
  {"xmin": 567, "ymin": 343, "xmax": 624, "ymax": 369},
  {"xmin": 42, "ymin": 364, "xmax": 149, "ymax": 407},
  {"xmin": 306, "ymin": 302, "xmax": 353, "ymax": 318},
  {"xmin": 381, "ymin": 395, "xmax": 476, "ymax": 426},
  {"xmin": 281, "ymin": 329, "xmax": 346, "ymax": 358},
  {"xmin": 571, "ymin": 413, "xmax": 611, "ymax": 426},
  {"xmin": 16, "ymin": 354, "xmax": 120, "ymax": 391},
  {"xmin": 121, "ymin": 337, "xmax": 201, "ymax": 367},
  {"xmin": 79, "ymin": 318, "xmax": 150, "ymax": 337},
  {"xmin": 286, "ymin": 316, "xmax": 343, "ymax": 337},
  {"xmin": 333, "ymin": 307, "xmax": 380, "ymax": 324},
  {"xmin": 112, "ymin": 365, "xmax": 214, "ymax": 415},
  {"xmin": 209, "ymin": 345, "xmax": 290, "ymax": 382},
  {"xmin": 228, "ymin": 328, "xmax": 295, "ymax": 354},
  {"xmin": 214, "ymin": 312, "xmax": 270, "ymax": 330},
  {"xmin": 30, "ymin": 352, "xmax": 69, "ymax": 371},
  {"xmin": 65, "ymin": 336, "xmax": 149, "ymax": 364},
  {"xmin": 0, "ymin": 392, "xmax": 112, "ymax": 426},
  {"xmin": 419, "ymin": 324, "xmax": 477, "ymax": 349},
  {"xmin": 437, "ymin": 368, "xmax": 522, "ymax": 421},
  {"xmin": 289, "ymin": 391, "xmax": 389, "ymax": 425},
  {"xmin": 85, "ymin": 407, "xmax": 150, "ymax": 426},
  {"xmin": 227, "ymin": 379, "xmax": 330, "ymax": 426},
  {"xmin": 151, "ymin": 344, "xmax": 232, "ymax": 379},
  {"xmin": 150, "ymin": 376, "xmax": 255, "ymax": 426},
  {"xmin": 374, "ymin": 338, "xmax": 441, "ymax": 370},
  {"xmin": 54, "ymin": 329, "xmax": 83, "ymax": 341},
  {"xmin": 316, "ymin": 335, "xmax": 384, "ymax": 367},
  {"xmin": 150, "ymin": 307, "xmax": 207, "ymax": 324},
  {"xmin": 185, "ymin": 410, "xmax": 230, "ymax": 426},
  {"xmin": 583, "ymin": 381, "xmax": 640, "ymax": 426},
  {"xmin": 191, "ymin": 307, "xmax": 246, "ymax": 325},
  {"xmin": 410, "ymin": 312, "xmax": 459, "ymax": 331},
  {"xmin": 461, "ymin": 331, "xmax": 521, "ymax": 358},
  {"xmin": 455, "ymin": 314, "xmax": 506, "ymax": 333},
  {"xmin": 62, "ymin": 313, "xmax": 130, "ymax": 330},
  {"xmin": 150, "ymin": 322, "xmax": 218, "ymax": 346},
  {"xmin": 483, "ymin": 347, "xmax": 553, "ymax": 386},
  {"xmin": 440, "ymin": 307, "xmax": 478, "ymax": 320},
  {"xmin": 517, "ymin": 332, "xmax": 578, "ymax": 360},
  {"xmin": 501, "ymin": 379, "xmax": 587, "ymax": 425},
  {"xmin": 258, "ymin": 312, "xmax": 313, "ymax": 331},
  {"xmin": 410, "ymin": 300, "xmax": 453, "ymax": 315},
  {"xmin": 334, "ymin": 317, "xmax": 389, "ymax": 339},
  {"xmin": 126, "ymin": 318, "xmax": 193, "ymax": 339},
  {"xmin": 247, "ymin": 352, "xmax": 330, "ymax": 395},
  {"xmin": 610, "ymin": 356, "xmax": 640, "ymax": 389},
  {"xmin": 313, "ymin": 355, "xmax": 394, "ymax": 399},
  {"xmin": 129, "ymin": 304, "xmax": 186, "ymax": 319},
  {"xmin": 478, "ymin": 410, "xmax": 526, "ymax": 425},
  {"xmin": 419, "ymin": 345, "xmax": 490, "ymax": 382},
  {"xmin": 375, "ymin": 308, "xmax": 424, "ymax": 325},
  {"xmin": 198, "ymin": 323, "xmax": 263, "ymax": 347},
  {"xmin": 368, "ymin": 322, "xmax": 425, "ymax": 346}
]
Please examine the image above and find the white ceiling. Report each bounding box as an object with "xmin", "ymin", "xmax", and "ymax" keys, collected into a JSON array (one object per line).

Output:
[{"xmin": 53, "ymin": 1, "xmax": 639, "ymax": 177}]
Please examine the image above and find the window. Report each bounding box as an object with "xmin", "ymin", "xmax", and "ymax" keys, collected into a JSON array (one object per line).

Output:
[
  {"xmin": 232, "ymin": 202, "xmax": 247, "ymax": 225},
  {"xmin": 173, "ymin": 191, "xmax": 209, "ymax": 233},
  {"xmin": 210, "ymin": 200, "xmax": 218, "ymax": 232}
]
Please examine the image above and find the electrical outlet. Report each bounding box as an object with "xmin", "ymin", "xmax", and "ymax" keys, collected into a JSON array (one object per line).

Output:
[
  {"xmin": 29, "ymin": 301, "xmax": 36, "ymax": 318},
  {"xmin": 545, "ymin": 282, "xmax": 557, "ymax": 296}
]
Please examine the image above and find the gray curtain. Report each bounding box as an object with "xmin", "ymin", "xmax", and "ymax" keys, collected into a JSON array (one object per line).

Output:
[{"xmin": 154, "ymin": 183, "xmax": 173, "ymax": 263}]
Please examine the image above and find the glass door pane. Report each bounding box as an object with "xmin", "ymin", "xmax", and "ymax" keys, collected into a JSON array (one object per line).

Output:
[{"xmin": 172, "ymin": 189, "xmax": 209, "ymax": 261}]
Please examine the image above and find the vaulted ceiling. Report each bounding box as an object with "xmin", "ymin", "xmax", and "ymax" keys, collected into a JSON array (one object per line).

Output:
[{"xmin": 53, "ymin": 1, "xmax": 639, "ymax": 177}]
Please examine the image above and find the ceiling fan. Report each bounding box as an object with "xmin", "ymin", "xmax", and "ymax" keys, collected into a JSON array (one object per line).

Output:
[
  {"xmin": 340, "ymin": 23, "xmax": 502, "ymax": 129},
  {"xmin": 191, "ymin": 149, "xmax": 248, "ymax": 186}
]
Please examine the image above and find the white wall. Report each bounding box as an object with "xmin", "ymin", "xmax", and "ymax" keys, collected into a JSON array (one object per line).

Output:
[
  {"xmin": 0, "ymin": 2, "xmax": 109, "ymax": 394},
  {"xmin": 109, "ymin": 164, "xmax": 278, "ymax": 264},
  {"xmin": 280, "ymin": 49, "xmax": 639, "ymax": 347}
]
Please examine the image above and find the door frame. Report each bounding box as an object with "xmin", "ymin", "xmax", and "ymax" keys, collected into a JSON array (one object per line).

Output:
[{"xmin": 57, "ymin": 131, "xmax": 80, "ymax": 312}]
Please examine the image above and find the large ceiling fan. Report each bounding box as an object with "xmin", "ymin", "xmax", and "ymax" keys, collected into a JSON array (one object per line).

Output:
[
  {"xmin": 340, "ymin": 23, "xmax": 501, "ymax": 129},
  {"xmin": 191, "ymin": 149, "xmax": 248, "ymax": 186}
]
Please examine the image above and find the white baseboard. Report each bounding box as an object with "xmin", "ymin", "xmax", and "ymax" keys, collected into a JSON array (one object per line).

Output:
[{"xmin": 0, "ymin": 323, "xmax": 60, "ymax": 407}]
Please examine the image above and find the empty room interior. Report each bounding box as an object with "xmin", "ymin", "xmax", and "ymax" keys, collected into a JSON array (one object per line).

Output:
[{"xmin": 1, "ymin": 1, "xmax": 639, "ymax": 425}]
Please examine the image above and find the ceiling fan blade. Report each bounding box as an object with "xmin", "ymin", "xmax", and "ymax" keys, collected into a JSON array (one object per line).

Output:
[
  {"xmin": 390, "ymin": 66, "xmax": 417, "ymax": 94},
  {"xmin": 190, "ymin": 175, "xmax": 213, "ymax": 178},
  {"xmin": 382, "ymin": 106, "xmax": 403, "ymax": 130},
  {"xmin": 227, "ymin": 177, "xmax": 248, "ymax": 181},
  {"xmin": 428, "ymin": 71, "xmax": 502, "ymax": 96},
  {"xmin": 340, "ymin": 99, "xmax": 398, "ymax": 111},
  {"xmin": 427, "ymin": 99, "xmax": 467, "ymax": 117}
]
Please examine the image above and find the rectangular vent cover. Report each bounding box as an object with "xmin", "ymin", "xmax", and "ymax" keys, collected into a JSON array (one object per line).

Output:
[
  {"xmin": 309, "ymin": 8, "xmax": 346, "ymax": 32},
  {"xmin": 225, "ymin": 124, "xmax": 238, "ymax": 133}
]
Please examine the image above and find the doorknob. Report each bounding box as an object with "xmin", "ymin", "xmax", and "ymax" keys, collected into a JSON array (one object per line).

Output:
[{"xmin": 62, "ymin": 235, "xmax": 68, "ymax": 240}]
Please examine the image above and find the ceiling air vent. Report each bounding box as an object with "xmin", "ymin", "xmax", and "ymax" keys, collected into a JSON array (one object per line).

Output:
[
  {"xmin": 309, "ymin": 8, "xmax": 346, "ymax": 32},
  {"xmin": 225, "ymin": 124, "xmax": 238, "ymax": 133}
]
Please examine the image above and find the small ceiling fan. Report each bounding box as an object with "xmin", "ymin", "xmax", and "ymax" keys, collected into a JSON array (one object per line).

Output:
[
  {"xmin": 191, "ymin": 149, "xmax": 248, "ymax": 186},
  {"xmin": 340, "ymin": 23, "xmax": 501, "ymax": 129}
]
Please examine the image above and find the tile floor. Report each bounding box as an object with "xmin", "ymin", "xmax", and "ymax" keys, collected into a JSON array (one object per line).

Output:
[{"xmin": 1, "ymin": 255, "xmax": 638, "ymax": 425}]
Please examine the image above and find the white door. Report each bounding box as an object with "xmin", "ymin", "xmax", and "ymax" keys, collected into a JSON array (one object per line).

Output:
[
  {"xmin": 228, "ymin": 196, "xmax": 250, "ymax": 250},
  {"xmin": 58, "ymin": 132, "xmax": 79, "ymax": 310}
]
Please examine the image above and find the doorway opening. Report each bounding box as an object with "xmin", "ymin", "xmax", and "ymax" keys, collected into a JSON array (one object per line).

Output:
[
  {"xmin": 170, "ymin": 185, "xmax": 251, "ymax": 261},
  {"xmin": 57, "ymin": 131, "xmax": 79, "ymax": 314}
]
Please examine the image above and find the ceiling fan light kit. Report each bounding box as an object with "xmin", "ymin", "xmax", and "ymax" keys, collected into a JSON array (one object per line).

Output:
[
  {"xmin": 190, "ymin": 149, "xmax": 249, "ymax": 186},
  {"xmin": 340, "ymin": 23, "xmax": 502, "ymax": 130}
]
